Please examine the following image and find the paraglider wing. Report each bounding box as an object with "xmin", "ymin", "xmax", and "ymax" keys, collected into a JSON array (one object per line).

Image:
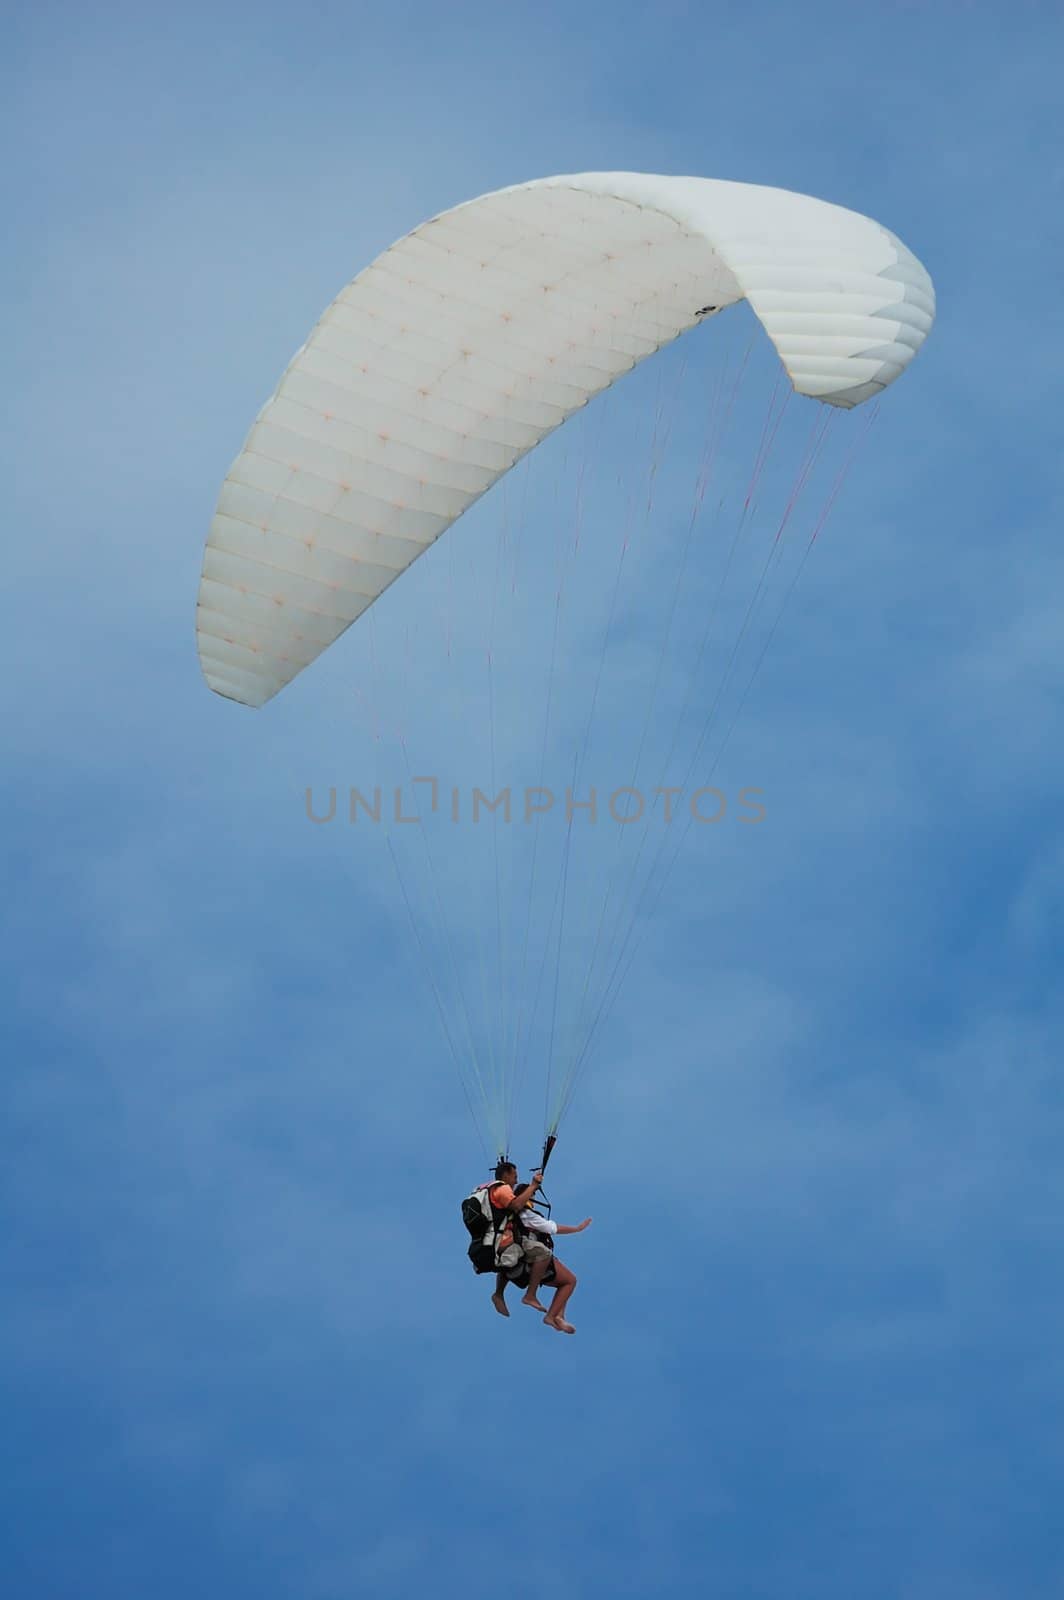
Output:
[{"xmin": 196, "ymin": 173, "xmax": 934, "ymax": 708}]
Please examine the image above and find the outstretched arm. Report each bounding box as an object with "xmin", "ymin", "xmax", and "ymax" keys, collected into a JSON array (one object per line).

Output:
[{"xmin": 555, "ymin": 1218, "xmax": 592, "ymax": 1235}]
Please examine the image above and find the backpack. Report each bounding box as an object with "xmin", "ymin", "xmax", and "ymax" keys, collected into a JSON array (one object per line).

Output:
[{"xmin": 461, "ymin": 1182, "xmax": 521, "ymax": 1275}]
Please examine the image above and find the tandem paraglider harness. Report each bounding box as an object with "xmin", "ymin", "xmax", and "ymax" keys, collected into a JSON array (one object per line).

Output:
[{"xmin": 461, "ymin": 1172, "xmax": 556, "ymax": 1289}]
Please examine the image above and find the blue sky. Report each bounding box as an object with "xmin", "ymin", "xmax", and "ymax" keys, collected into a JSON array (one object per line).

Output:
[{"xmin": 4, "ymin": 3, "xmax": 1064, "ymax": 1597}]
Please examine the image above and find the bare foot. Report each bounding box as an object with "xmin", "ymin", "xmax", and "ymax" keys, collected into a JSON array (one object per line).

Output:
[
  {"xmin": 521, "ymin": 1294, "xmax": 548, "ymax": 1312},
  {"xmin": 543, "ymin": 1315, "xmax": 576, "ymax": 1335},
  {"xmin": 491, "ymin": 1293, "xmax": 510, "ymax": 1318}
]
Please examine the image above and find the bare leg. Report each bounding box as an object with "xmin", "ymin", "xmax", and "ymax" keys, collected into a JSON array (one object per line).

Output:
[
  {"xmin": 491, "ymin": 1271, "xmax": 510, "ymax": 1317},
  {"xmin": 543, "ymin": 1261, "xmax": 577, "ymax": 1334},
  {"xmin": 521, "ymin": 1255, "xmax": 551, "ymax": 1311}
]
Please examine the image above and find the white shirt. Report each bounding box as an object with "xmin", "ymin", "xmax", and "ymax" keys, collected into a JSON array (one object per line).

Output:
[{"xmin": 521, "ymin": 1211, "xmax": 557, "ymax": 1237}]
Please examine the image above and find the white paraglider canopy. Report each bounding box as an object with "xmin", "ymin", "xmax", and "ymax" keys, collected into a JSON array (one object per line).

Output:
[{"xmin": 196, "ymin": 173, "xmax": 934, "ymax": 709}]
